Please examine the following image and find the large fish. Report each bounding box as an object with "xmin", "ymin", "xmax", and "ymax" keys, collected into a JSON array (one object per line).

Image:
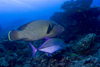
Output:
[
  {"xmin": 29, "ymin": 38, "xmax": 66, "ymax": 57},
  {"xmin": 8, "ymin": 20, "xmax": 64, "ymax": 41}
]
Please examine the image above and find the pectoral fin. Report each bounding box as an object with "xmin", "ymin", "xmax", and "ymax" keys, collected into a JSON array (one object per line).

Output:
[
  {"xmin": 47, "ymin": 24, "xmax": 52, "ymax": 34},
  {"xmin": 46, "ymin": 24, "xmax": 56, "ymax": 34}
]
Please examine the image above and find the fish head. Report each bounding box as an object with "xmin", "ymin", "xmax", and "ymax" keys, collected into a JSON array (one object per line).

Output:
[{"xmin": 53, "ymin": 24, "xmax": 65, "ymax": 35}]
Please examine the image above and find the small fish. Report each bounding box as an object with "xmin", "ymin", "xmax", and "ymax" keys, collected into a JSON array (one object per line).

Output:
[
  {"xmin": 29, "ymin": 38, "xmax": 66, "ymax": 57},
  {"xmin": 8, "ymin": 20, "xmax": 64, "ymax": 41}
]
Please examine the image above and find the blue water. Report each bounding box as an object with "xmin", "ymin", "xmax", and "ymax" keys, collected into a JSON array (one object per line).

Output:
[
  {"xmin": 0, "ymin": 0, "xmax": 66, "ymax": 29},
  {"xmin": 0, "ymin": 0, "xmax": 99, "ymax": 29}
]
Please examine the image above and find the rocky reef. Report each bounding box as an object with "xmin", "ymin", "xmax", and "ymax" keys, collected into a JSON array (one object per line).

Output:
[
  {"xmin": 73, "ymin": 33, "xmax": 96, "ymax": 54},
  {"xmin": 1, "ymin": 33, "xmax": 100, "ymax": 67}
]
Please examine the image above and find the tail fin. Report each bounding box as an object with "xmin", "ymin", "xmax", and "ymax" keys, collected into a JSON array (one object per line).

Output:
[
  {"xmin": 8, "ymin": 30, "xmax": 20, "ymax": 41},
  {"xmin": 29, "ymin": 42, "xmax": 37, "ymax": 58}
]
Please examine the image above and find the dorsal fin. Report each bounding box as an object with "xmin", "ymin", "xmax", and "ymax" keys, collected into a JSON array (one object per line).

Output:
[{"xmin": 17, "ymin": 22, "xmax": 31, "ymax": 30}]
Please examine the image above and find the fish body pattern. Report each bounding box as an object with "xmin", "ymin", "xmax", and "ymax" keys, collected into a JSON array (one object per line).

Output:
[
  {"xmin": 8, "ymin": 20, "xmax": 64, "ymax": 41},
  {"xmin": 29, "ymin": 38, "xmax": 66, "ymax": 57}
]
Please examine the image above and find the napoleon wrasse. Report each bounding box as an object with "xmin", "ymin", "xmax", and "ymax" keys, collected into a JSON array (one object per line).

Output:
[{"xmin": 8, "ymin": 20, "xmax": 64, "ymax": 41}]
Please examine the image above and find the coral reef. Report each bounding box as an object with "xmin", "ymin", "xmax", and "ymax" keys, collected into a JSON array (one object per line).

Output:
[
  {"xmin": 0, "ymin": 33, "xmax": 100, "ymax": 67},
  {"xmin": 0, "ymin": 0, "xmax": 100, "ymax": 67},
  {"xmin": 73, "ymin": 33, "xmax": 96, "ymax": 54},
  {"xmin": 50, "ymin": 0, "xmax": 100, "ymax": 36},
  {"xmin": 61, "ymin": 0, "xmax": 93, "ymax": 11}
]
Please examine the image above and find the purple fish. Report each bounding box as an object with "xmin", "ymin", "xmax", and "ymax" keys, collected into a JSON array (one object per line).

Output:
[{"xmin": 29, "ymin": 38, "xmax": 66, "ymax": 57}]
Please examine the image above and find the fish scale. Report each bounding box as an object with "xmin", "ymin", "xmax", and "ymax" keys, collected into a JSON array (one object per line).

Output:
[{"xmin": 8, "ymin": 20, "xmax": 64, "ymax": 41}]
